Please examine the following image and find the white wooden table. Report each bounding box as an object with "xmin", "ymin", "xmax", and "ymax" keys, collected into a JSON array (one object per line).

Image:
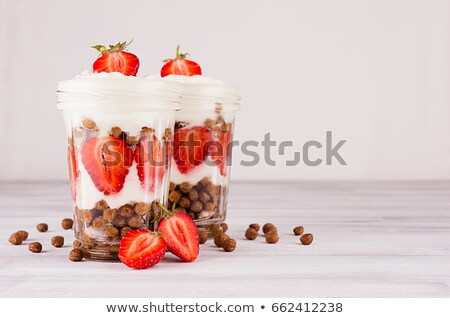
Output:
[{"xmin": 1, "ymin": 181, "xmax": 449, "ymax": 297}]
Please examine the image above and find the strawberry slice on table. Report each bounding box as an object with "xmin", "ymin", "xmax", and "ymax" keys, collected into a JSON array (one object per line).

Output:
[
  {"xmin": 81, "ymin": 137, "xmax": 133, "ymax": 195},
  {"xmin": 92, "ymin": 40, "xmax": 139, "ymax": 76},
  {"xmin": 210, "ymin": 131, "xmax": 232, "ymax": 176},
  {"xmin": 135, "ymin": 134, "xmax": 168, "ymax": 192},
  {"xmin": 118, "ymin": 230, "xmax": 167, "ymax": 269},
  {"xmin": 173, "ymin": 126, "xmax": 213, "ymax": 174},
  {"xmin": 161, "ymin": 45, "xmax": 202, "ymax": 77},
  {"xmin": 157, "ymin": 204, "xmax": 199, "ymax": 262}
]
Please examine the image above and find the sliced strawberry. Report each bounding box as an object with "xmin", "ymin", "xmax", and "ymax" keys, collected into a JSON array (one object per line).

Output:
[
  {"xmin": 92, "ymin": 41, "xmax": 139, "ymax": 76},
  {"xmin": 161, "ymin": 45, "xmax": 202, "ymax": 77},
  {"xmin": 173, "ymin": 126, "xmax": 213, "ymax": 174},
  {"xmin": 157, "ymin": 207, "xmax": 199, "ymax": 262},
  {"xmin": 118, "ymin": 230, "xmax": 167, "ymax": 269},
  {"xmin": 135, "ymin": 134, "xmax": 168, "ymax": 192},
  {"xmin": 210, "ymin": 131, "xmax": 232, "ymax": 176},
  {"xmin": 67, "ymin": 142, "xmax": 78, "ymax": 201},
  {"xmin": 81, "ymin": 137, "xmax": 133, "ymax": 195}
]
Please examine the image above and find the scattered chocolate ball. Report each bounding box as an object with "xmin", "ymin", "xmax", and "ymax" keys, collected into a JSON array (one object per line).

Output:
[
  {"xmin": 198, "ymin": 230, "xmax": 208, "ymax": 244},
  {"xmin": 73, "ymin": 240, "xmax": 82, "ymax": 250},
  {"xmin": 69, "ymin": 249, "xmax": 84, "ymax": 262},
  {"xmin": 223, "ymin": 238, "xmax": 236, "ymax": 252},
  {"xmin": 214, "ymin": 233, "xmax": 229, "ymax": 248},
  {"xmin": 51, "ymin": 236, "xmax": 64, "ymax": 248},
  {"xmin": 293, "ymin": 226, "xmax": 304, "ymax": 236},
  {"xmin": 8, "ymin": 233, "xmax": 23, "ymax": 245},
  {"xmin": 265, "ymin": 231, "xmax": 279, "ymax": 244},
  {"xmin": 29, "ymin": 242, "xmax": 43, "ymax": 253},
  {"xmin": 262, "ymin": 223, "xmax": 276, "ymax": 234},
  {"xmin": 249, "ymin": 223, "xmax": 260, "ymax": 232},
  {"xmin": 300, "ymin": 233, "xmax": 314, "ymax": 245},
  {"xmin": 245, "ymin": 228, "xmax": 258, "ymax": 240},
  {"xmin": 61, "ymin": 218, "xmax": 74, "ymax": 230},
  {"xmin": 36, "ymin": 223, "xmax": 48, "ymax": 232},
  {"xmin": 220, "ymin": 223, "xmax": 228, "ymax": 233},
  {"xmin": 16, "ymin": 230, "xmax": 29, "ymax": 241}
]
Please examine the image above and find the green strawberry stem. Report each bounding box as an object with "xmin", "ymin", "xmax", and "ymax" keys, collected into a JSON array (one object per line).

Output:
[
  {"xmin": 176, "ymin": 45, "xmax": 189, "ymax": 60},
  {"xmin": 92, "ymin": 40, "xmax": 133, "ymax": 55},
  {"xmin": 158, "ymin": 202, "xmax": 174, "ymax": 218}
]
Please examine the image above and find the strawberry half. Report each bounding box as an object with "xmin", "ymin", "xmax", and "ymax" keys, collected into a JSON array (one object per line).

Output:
[
  {"xmin": 157, "ymin": 205, "xmax": 199, "ymax": 262},
  {"xmin": 118, "ymin": 230, "xmax": 167, "ymax": 269},
  {"xmin": 210, "ymin": 131, "xmax": 232, "ymax": 176},
  {"xmin": 161, "ymin": 45, "xmax": 202, "ymax": 77},
  {"xmin": 135, "ymin": 134, "xmax": 168, "ymax": 192},
  {"xmin": 81, "ymin": 137, "xmax": 133, "ymax": 195},
  {"xmin": 67, "ymin": 141, "xmax": 78, "ymax": 201},
  {"xmin": 92, "ymin": 40, "xmax": 139, "ymax": 76},
  {"xmin": 173, "ymin": 126, "xmax": 213, "ymax": 174}
]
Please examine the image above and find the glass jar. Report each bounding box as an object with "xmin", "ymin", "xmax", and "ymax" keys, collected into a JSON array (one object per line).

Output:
[
  {"xmin": 167, "ymin": 78, "xmax": 240, "ymax": 235},
  {"xmin": 57, "ymin": 74, "xmax": 180, "ymax": 261}
]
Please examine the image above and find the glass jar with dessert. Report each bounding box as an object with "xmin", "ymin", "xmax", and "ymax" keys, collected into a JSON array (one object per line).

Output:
[
  {"xmin": 58, "ymin": 71, "xmax": 181, "ymax": 261},
  {"xmin": 164, "ymin": 76, "xmax": 240, "ymax": 236}
]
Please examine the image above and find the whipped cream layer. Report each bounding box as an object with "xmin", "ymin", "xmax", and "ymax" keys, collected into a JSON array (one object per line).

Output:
[
  {"xmin": 57, "ymin": 71, "xmax": 181, "ymax": 110},
  {"xmin": 146, "ymin": 74, "xmax": 240, "ymax": 111}
]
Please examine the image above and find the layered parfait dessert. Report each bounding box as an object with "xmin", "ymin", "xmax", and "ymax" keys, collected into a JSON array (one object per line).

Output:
[
  {"xmin": 57, "ymin": 42, "xmax": 181, "ymax": 261},
  {"xmin": 157, "ymin": 46, "xmax": 240, "ymax": 235}
]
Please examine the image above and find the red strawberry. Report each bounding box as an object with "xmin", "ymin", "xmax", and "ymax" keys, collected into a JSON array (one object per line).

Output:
[
  {"xmin": 157, "ymin": 205, "xmax": 199, "ymax": 262},
  {"xmin": 92, "ymin": 41, "xmax": 139, "ymax": 76},
  {"xmin": 118, "ymin": 230, "xmax": 167, "ymax": 269},
  {"xmin": 67, "ymin": 142, "xmax": 78, "ymax": 201},
  {"xmin": 161, "ymin": 45, "xmax": 202, "ymax": 77},
  {"xmin": 81, "ymin": 137, "xmax": 133, "ymax": 195},
  {"xmin": 210, "ymin": 131, "xmax": 232, "ymax": 176},
  {"xmin": 135, "ymin": 134, "xmax": 168, "ymax": 192},
  {"xmin": 173, "ymin": 126, "xmax": 213, "ymax": 174}
]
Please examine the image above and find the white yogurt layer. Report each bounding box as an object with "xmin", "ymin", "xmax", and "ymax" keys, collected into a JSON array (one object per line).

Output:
[{"xmin": 76, "ymin": 162, "xmax": 158, "ymax": 209}]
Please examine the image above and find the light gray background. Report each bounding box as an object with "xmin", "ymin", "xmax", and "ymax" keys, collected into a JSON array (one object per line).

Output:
[{"xmin": 1, "ymin": 0, "xmax": 449, "ymax": 181}]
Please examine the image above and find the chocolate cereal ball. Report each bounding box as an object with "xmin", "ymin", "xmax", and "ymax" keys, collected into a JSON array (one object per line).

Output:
[
  {"xmin": 198, "ymin": 231, "xmax": 208, "ymax": 244},
  {"xmin": 262, "ymin": 223, "xmax": 276, "ymax": 234},
  {"xmin": 223, "ymin": 239, "xmax": 236, "ymax": 252},
  {"xmin": 245, "ymin": 228, "xmax": 258, "ymax": 240},
  {"xmin": 29, "ymin": 242, "xmax": 43, "ymax": 253},
  {"xmin": 69, "ymin": 249, "xmax": 84, "ymax": 262},
  {"xmin": 265, "ymin": 231, "xmax": 279, "ymax": 244},
  {"xmin": 36, "ymin": 223, "xmax": 48, "ymax": 232},
  {"xmin": 51, "ymin": 236, "xmax": 64, "ymax": 248},
  {"xmin": 61, "ymin": 218, "xmax": 74, "ymax": 230},
  {"xmin": 293, "ymin": 226, "xmax": 304, "ymax": 236}
]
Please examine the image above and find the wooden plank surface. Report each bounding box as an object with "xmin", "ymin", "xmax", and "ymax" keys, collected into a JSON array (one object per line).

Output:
[{"xmin": 0, "ymin": 181, "xmax": 449, "ymax": 297}]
